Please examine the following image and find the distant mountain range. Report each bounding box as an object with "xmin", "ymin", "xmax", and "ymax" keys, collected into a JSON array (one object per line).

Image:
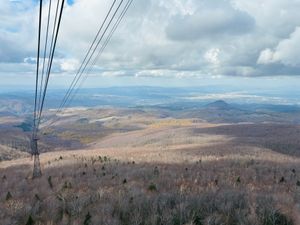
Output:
[
  {"xmin": 178, "ymin": 100, "xmax": 300, "ymax": 124},
  {"xmin": 1, "ymin": 87, "xmax": 300, "ymax": 124}
]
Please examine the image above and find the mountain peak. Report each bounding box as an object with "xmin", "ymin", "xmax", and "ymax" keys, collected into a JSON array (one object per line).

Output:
[{"xmin": 206, "ymin": 100, "xmax": 230, "ymax": 109}]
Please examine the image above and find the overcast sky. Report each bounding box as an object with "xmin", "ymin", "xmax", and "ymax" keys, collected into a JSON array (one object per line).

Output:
[{"xmin": 1, "ymin": 0, "xmax": 300, "ymax": 89}]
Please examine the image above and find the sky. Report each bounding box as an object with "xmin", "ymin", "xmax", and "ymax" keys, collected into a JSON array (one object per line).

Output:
[{"xmin": 1, "ymin": 0, "xmax": 300, "ymax": 91}]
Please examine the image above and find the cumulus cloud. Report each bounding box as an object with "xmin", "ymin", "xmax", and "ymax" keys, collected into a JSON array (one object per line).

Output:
[
  {"xmin": 258, "ymin": 27, "xmax": 300, "ymax": 66},
  {"xmin": 257, "ymin": 49, "xmax": 278, "ymax": 65},
  {"xmin": 166, "ymin": 2, "xmax": 255, "ymax": 41}
]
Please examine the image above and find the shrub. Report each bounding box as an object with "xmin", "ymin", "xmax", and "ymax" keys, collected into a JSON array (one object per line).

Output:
[
  {"xmin": 154, "ymin": 166, "xmax": 159, "ymax": 176},
  {"xmin": 214, "ymin": 179, "xmax": 218, "ymax": 186},
  {"xmin": 5, "ymin": 191, "xmax": 12, "ymax": 201},
  {"xmin": 256, "ymin": 196, "xmax": 293, "ymax": 225},
  {"xmin": 172, "ymin": 214, "xmax": 181, "ymax": 225},
  {"xmin": 63, "ymin": 181, "xmax": 72, "ymax": 189},
  {"xmin": 279, "ymin": 177, "xmax": 285, "ymax": 183},
  {"xmin": 262, "ymin": 210, "xmax": 293, "ymax": 225},
  {"xmin": 148, "ymin": 183, "xmax": 157, "ymax": 192},
  {"xmin": 84, "ymin": 212, "xmax": 92, "ymax": 225},
  {"xmin": 48, "ymin": 176, "xmax": 53, "ymax": 189},
  {"xmin": 35, "ymin": 194, "xmax": 40, "ymax": 201},
  {"xmin": 25, "ymin": 215, "xmax": 35, "ymax": 225},
  {"xmin": 193, "ymin": 214, "xmax": 203, "ymax": 225}
]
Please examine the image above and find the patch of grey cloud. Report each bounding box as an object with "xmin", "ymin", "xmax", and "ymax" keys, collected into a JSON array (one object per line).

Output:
[
  {"xmin": 0, "ymin": 0, "xmax": 36, "ymax": 63},
  {"xmin": 166, "ymin": 7, "xmax": 255, "ymax": 41}
]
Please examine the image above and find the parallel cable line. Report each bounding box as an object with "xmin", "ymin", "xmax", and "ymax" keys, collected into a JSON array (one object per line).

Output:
[
  {"xmin": 30, "ymin": 0, "xmax": 66, "ymax": 178},
  {"xmin": 32, "ymin": 0, "xmax": 43, "ymax": 140},
  {"xmin": 88, "ymin": 0, "xmax": 133, "ymax": 77},
  {"xmin": 37, "ymin": 0, "xmax": 65, "ymax": 129},
  {"xmin": 37, "ymin": 0, "xmax": 52, "ymax": 119},
  {"xmin": 57, "ymin": 0, "xmax": 118, "ymax": 114},
  {"xmin": 43, "ymin": 0, "xmax": 133, "ymax": 129},
  {"xmin": 69, "ymin": 0, "xmax": 133, "ymax": 106},
  {"xmin": 57, "ymin": 0, "xmax": 124, "ymax": 115},
  {"xmin": 37, "ymin": 0, "xmax": 61, "ymax": 128}
]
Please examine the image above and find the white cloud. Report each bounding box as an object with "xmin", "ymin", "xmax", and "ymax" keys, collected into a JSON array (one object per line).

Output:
[
  {"xmin": 257, "ymin": 49, "xmax": 278, "ymax": 64},
  {"xmin": 60, "ymin": 58, "xmax": 79, "ymax": 72},
  {"xmin": 204, "ymin": 48, "xmax": 221, "ymax": 65},
  {"xmin": 258, "ymin": 27, "xmax": 300, "ymax": 66},
  {"xmin": 101, "ymin": 70, "xmax": 128, "ymax": 77},
  {"xmin": 24, "ymin": 57, "xmax": 36, "ymax": 64}
]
